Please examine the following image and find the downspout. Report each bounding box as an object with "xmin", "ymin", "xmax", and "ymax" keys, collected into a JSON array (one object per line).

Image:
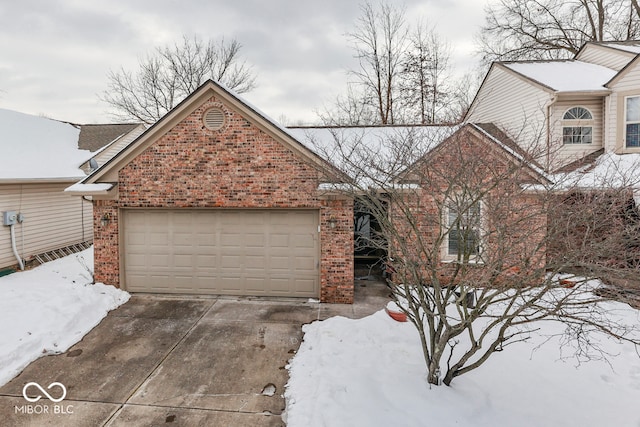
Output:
[
  {"xmin": 10, "ymin": 224, "xmax": 24, "ymax": 271},
  {"xmin": 545, "ymin": 94, "xmax": 558, "ymax": 171}
]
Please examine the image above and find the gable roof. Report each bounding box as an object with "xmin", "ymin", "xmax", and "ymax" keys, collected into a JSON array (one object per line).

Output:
[
  {"xmin": 605, "ymin": 53, "xmax": 640, "ymax": 87},
  {"xmin": 589, "ymin": 41, "xmax": 640, "ymax": 55},
  {"xmin": 397, "ymin": 123, "xmax": 551, "ymax": 186},
  {"xmin": 501, "ymin": 60, "xmax": 616, "ymax": 93},
  {"xmin": 77, "ymin": 79, "xmax": 348, "ymax": 190},
  {"xmin": 0, "ymin": 108, "xmax": 92, "ymax": 182},
  {"xmin": 471, "ymin": 123, "xmax": 547, "ymax": 175},
  {"xmin": 287, "ymin": 125, "xmax": 458, "ymax": 187},
  {"xmin": 77, "ymin": 123, "xmax": 142, "ymax": 152}
]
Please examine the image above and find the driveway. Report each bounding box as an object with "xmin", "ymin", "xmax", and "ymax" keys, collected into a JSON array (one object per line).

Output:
[{"xmin": 0, "ymin": 279, "xmax": 389, "ymax": 426}]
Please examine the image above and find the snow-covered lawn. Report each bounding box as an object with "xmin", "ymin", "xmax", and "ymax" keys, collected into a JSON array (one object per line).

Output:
[
  {"xmin": 0, "ymin": 248, "xmax": 129, "ymax": 386},
  {"xmin": 285, "ymin": 300, "xmax": 640, "ymax": 427}
]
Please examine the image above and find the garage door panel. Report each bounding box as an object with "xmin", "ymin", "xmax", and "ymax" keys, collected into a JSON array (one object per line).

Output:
[
  {"xmin": 220, "ymin": 234, "xmax": 241, "ymax": 246},
  {"xmin": 245, "ymin": 255, "xmax": 265, "ymax": 268},
  {"xmin": 295, "ymin": 256, "xmax": 315, "ymax": 270},
  {"xmin": 124, "ymin": 209, "xmax": 319, "ymax": 297},
  {"xmin": 174, "ymin": 254, "xmax": 194, "ymax": 267},
  {"xmin": 295, "ymin": 279, "xmax": 315, "ymax": 293},
  {"xmin": 292, "ymin": 234, "xmax": 315, "ymax": 248},
  {"xmin": 196, "ymin": 255, "xmax": 217, "ymax": 267},
  {"xmin": 149, "ymin": 254, "xmax": 169, "ymax": 266}
]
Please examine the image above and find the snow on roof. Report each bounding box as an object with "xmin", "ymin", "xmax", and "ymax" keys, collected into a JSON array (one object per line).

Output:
[
  {"xmin": 503, "ymin": 60, "xmax": 617, "ymax": 92},
  {"xmin": 554, "ymin": 153, "xmax": 640, "ymax": 189},
  {"xmin": 0, "ymin": 109, "xmax": 90, "ymax": 180},
  {"xmin": 64, "ymin": 182, "xmax": 114, "ymax": 194},
  {"xmin": 599, "ymin": 42, "xmax": 640, "ymax": 55},
  {"xmin": 523, "ymin": 153, "xmax": 640, "ymax": 193},
  {"xmin": 288, "ymin": 125, "xmax": 458, "ymax": 187}
]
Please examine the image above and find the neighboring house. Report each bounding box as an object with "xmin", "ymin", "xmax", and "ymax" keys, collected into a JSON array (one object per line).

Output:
[
  {"xmin": 0, "ymin": 108, "xmax": 144, "ymax": 271},
  {"xmin": 466, "ymin": 41, "xmax": 640, "ymax": 171},
  {"xmin": 78, "ymin": 123, "xmax": 146, "ymax": 173}
]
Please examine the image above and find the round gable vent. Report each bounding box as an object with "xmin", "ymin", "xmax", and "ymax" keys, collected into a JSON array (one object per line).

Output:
[{"xmin": 203, "ymin": 107, "xmax": 225, "ymax": 130}]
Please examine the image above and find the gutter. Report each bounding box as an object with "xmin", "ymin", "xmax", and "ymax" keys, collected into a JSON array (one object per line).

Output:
[{"xmin": 0, "ymin": 177, "xmax": 84, "ymax": 184}]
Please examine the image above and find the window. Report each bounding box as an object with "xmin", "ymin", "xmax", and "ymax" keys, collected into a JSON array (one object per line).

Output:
[
  {"xmin": 625, "ymin": 96, "xmax": 640, "ymax": 148},
  {"xmin": 445, "ymin": 200, "xmax": 482, "ymax": 261},
  {"xmin": 562, "ymin": 107, "xmax": 593, "ymax": 145}
]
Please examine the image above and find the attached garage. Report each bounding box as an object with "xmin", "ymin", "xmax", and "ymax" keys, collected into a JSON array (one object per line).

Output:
[
  {"xmin": 70, "ymin": 80, "xmax": 354, "ymax": 303},
  {"xmin": 123, "ymin": 209, "xmax": 319, "ymax": 297}
]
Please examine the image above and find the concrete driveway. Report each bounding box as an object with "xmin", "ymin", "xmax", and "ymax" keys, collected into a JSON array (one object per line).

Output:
[{"xmin": 0, "ymin": 280, "xmax": 389, "ymax": 426}]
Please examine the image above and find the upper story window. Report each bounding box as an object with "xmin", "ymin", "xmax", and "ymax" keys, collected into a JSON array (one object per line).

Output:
[
  {"xmin": 562, "ymin": 107, "xmax": 593, "ymax": 145},
  {"xmin": 625, "ymin": 96, "xmax": 640, "ymax": 148}
]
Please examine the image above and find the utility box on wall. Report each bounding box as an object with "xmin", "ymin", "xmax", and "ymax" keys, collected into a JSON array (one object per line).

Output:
[{"xmin": 3, "ymin": 211, "xmax": 17, "ymax": 226}]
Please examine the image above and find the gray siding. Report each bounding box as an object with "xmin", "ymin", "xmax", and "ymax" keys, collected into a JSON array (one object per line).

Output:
[
  {"xmin": 0, "ymin": 182, "xmax": 92, "ymax": 269},
  {"xmin": 466, "ymin": 65, "xmax": 551, "ymax": 157}
]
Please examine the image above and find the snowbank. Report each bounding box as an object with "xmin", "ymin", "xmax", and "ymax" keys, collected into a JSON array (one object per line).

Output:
[
  {"xmin": 286, "ymin": 303, "xmax": 640, "ymax": 427},
  {"xmin": 0, "ymin": 248, "xmax": 129, "ymax": 386}
]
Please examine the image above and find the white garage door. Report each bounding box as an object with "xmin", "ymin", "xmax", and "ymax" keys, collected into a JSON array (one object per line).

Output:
[{"xmin": 123, "ymin": 209, "xmax": 319, "ymax": 297}]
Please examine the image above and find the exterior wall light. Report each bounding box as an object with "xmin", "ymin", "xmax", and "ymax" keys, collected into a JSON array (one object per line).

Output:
[
  {"xmin": 328, "ymin": 217, "xmax": 338, "ymax": 229},
  {"xmin": 101, "ymin": 213, "xmax": 111, "ymax": 227}
]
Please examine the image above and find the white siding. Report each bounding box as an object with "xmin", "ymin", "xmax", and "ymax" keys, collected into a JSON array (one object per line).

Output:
[
  {"xmin": 549, "ymin": 99, "xmax": 604, "ymax": 167},
  {"xmin": 93, "ymin": 125, "xmax": 145, "ymax": 168},
  {"xmin": 81, "ymin": 125, "xmax": 146, "ymax": 174},
  {"xmin": 606, "ymin": 62, "xmax": 640, "ymax": 152},
  {"xmin": 0, "ymin": 183, "xmax": 92, "ymax": 269},
  {"xmin": 576, "ymin": 45, "xmax": 634, "ymax": 71},
  {"xmin": 466, "ymin": 65, "xmax": 551, "ymax": 156}
]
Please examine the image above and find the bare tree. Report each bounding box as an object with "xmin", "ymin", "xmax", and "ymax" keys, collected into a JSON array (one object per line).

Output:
[
  {"xmin": 478, "ymin": 0, "xmax": 640, "ymax": 63},
  {"xmin": 317, "ymin": 83, "xmax": 378, "ymax": 126},
  {"xmin": 400, "ymin": 22, "xmax": 453, "ymax": 124},
  {"xmin": 102, "ymin": 35, "xmax": 256, "ymax": 124},
  {"xmin": 325, "ymin": 2, "xmax": 468, "ymax": 126},
  {"xmin": 346, "ymin": 1, "xmax": 409, "ymax": 124},
  {"xmin": 308, "ymin": 125, "xmax": 640, "ymax": 386}
]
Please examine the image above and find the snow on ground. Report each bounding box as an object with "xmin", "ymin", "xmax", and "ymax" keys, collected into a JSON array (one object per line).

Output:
[
  {"xmin": 0, "ymin": 248, "xmax": 129, "ymax": 386},
  {"xmin": 285, "ymin": 300, "xmax": 640, "ymax": 427}
]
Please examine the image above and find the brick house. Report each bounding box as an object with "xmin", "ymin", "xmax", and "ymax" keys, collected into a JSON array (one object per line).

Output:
[
  {"xmin": 69, "ymin": 80, "xmax": 354, "ymax": 303},
  {"xmin": 70, "ymin": 41, "xmax": 640, "ymax": 303}
]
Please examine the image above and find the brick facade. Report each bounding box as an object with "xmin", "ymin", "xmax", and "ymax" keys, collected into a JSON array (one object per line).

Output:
[
  {"xmin": 93, "ymin": 94, "xmax": 354, "ymax": 303},
  {"xmin": 387, "ymin": 126, "xmax": 548, "ymax": 286}
]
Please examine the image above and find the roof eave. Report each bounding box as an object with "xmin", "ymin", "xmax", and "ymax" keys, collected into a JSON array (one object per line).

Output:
[
  {"xmin": 555, "ymin": 89, "xmax": 611, "ymax": 97},
  {"xmin": 0, "ymin": 176, "xmax": 84, "ymax": 184},
  {"xmin": 64, "ymin": 184, "xmax": 117, "ymax": 197}
]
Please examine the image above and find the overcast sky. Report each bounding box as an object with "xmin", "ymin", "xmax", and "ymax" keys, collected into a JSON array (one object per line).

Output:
[{"xmin": 0, "ymin": 0, "xmax": 491, "ymax": 125}]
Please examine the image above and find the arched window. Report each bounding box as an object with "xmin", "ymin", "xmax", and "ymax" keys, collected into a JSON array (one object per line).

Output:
[
  {"xmin": 562, "ymin": 107, "xmax": 593, "ymax": 144},
  {"xmin": 563, "ymin": 107, "xmax": 592, "ymax": 120}
]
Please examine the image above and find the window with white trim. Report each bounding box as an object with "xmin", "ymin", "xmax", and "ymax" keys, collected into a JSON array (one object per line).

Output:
[
  {"xmin": 625, "ymin": 96, "xmax": 640, "ymax": 148},
  {"xmin": 444, "ymin": 199, "xmax": 482, "ymax": 262},
  {"xmin": 562, "ymin": 107, "xmax": 593, "ymax": 145}
]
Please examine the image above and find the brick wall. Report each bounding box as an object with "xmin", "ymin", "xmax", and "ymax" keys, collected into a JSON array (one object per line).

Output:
[
  {"xmin": 93, "ymin": 95, "xmax": 354, "ymax": 303},
  {"xmin": 387, "ymin": 126, "xmax": 548, "ymax": 287}
]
